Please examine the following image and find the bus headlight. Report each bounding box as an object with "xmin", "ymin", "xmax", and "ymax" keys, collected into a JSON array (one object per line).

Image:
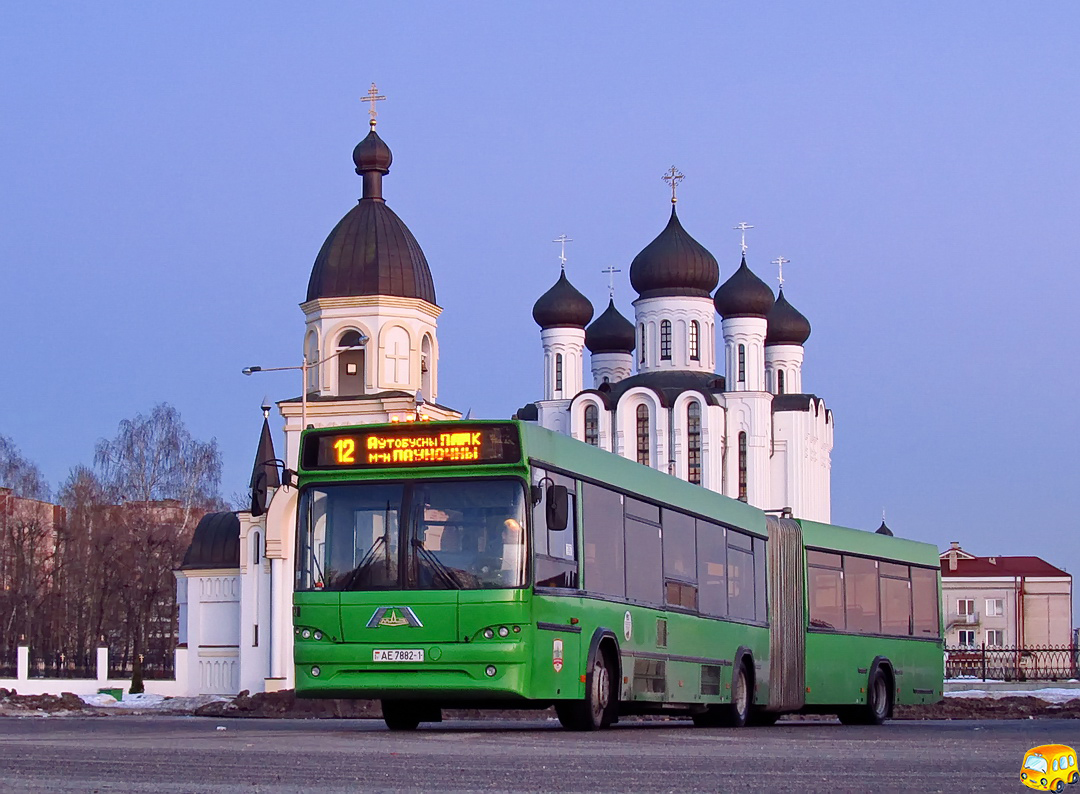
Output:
[
  {"xmin": 311, "ymin": 666, "xmax": 321, "ymax": 677},
  {"xmin": 497, "ymin": 626, "xmax": 510, "ymax": 638},
  {"xmin": 301, "ymin": 629, "xmax": 311, "ymax": 640},
  {"xmin": 485, "ymin": 666, "xmax": 497, "ymax": 677},
  {"xmin": 314, "ymin": 631, "xmax": 323, "ymax": 641},
  {"xmin": 483, "ymin": 628, "xmax": 494, "ymax": 639}
]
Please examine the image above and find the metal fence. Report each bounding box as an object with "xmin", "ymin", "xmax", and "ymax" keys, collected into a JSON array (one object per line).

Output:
[
  {"xmin": 0, "ymin": 655, "xmax": 15, "ymax": 679},
  {"xmin": 945, "ymin": 644, "xmax": 1080, "ymax": 682},
  {"xmin": 107, "ymin": 649, "xmax": 175, "ymax": 681},
  {"xmin": 28, "ymin": 652, "xmax": 96, "ymax": 679}
]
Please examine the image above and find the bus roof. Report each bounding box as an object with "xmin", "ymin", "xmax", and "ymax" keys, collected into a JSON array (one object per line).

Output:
[{"xmin": 798, "ymin": 519, "xmax": 940, "ymax": 568}]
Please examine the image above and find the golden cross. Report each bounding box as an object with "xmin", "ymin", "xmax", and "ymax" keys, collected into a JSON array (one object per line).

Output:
[
  {"xmin": 662, "ymin": 166, "xmax": 684, "ymax": 204},
  {"xmin": 772, "ymin": 256, "xmax": 790, "ymax": 288},
  {"xmin": 362, "ymin": 83, "xmax": 386, "ymax": 128}
]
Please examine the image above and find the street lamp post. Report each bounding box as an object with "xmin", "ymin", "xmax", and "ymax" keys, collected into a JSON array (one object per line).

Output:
[{"xmin": 243, "ymin": 334, "xmax": 369, "ymax": 429}]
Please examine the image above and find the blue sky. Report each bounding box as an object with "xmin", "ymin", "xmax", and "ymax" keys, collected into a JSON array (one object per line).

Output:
[{"xmin": 2, "ymin": 3, "xmax": 1078, "ymax": 578}]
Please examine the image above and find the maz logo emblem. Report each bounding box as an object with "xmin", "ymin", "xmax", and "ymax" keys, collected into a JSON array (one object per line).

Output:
[{"xmin": 367, "ymin": 607, "xmax": 424, "ymax": 628}]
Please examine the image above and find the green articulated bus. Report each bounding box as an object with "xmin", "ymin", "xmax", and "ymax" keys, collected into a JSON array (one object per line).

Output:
[{"xmin": 293, "ymin": 420, "xmax": 943, "ymax": 731}]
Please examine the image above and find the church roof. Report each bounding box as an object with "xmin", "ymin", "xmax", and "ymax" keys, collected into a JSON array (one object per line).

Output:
[
  {"xmin": 582, "ymin": 369, "xmax": 726, "ymax": 409},
  {"xmin": 629, "ymin": 206, "xmax": 719, "ymax": 300},
  {"xmin": 765, "ymin": 289, "xmax": 812, "ymax": 346},
  {"xmin": 772, "ymin": 393, "xmax": 831, "ymax": 421},
  {"xmin": 181, "ymin": 512, "xmax": 240, "ymax": 570},
  {"xmin": 306, "ymin": 127, "xmax": 436, "ymax": 304},
  {"xmin": 585, "ymin": 299, "xmax": 635, "ymax": 353},
  {"xmin": 875, "ymin": 520, "xmax": 894, "ymax": 537},
  {"xmin": 532, "ymin": 271, "xmax": 594, "ymax": 329},
  {"xmin": 713, "ymin": 258, "xmax": 774, "ymax": 318}
]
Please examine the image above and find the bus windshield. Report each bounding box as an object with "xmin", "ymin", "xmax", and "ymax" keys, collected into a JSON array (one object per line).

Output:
[{"xmin": 297, "ymin": 478, "xmax": 528, "ymax": 592}]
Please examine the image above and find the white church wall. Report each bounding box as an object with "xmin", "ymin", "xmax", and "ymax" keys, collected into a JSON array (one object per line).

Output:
[
  {"xmin": 615, "ymin": 388, "xmax": 669, "ymax": 471},
  {"xmin": 633, "ymin": 296, "xmax": 715, "ymax": 372},
  {"xmin": 589, "ymin": 351, "xmax": 632, "ymax": 387},
  {"xmin": 721, "ymin": 316, "xmax": 767, "ymax": 392},
  {"xmin": 569, "ymin": 393, "xmax": 611, "ymax": 451},
  {"xmin": 764, "ymin": 344, "xmax": 804, "ymax": 395},
  {"xmin": 539, "ymin": 327, "xmax": 586, "ymax": 400}
]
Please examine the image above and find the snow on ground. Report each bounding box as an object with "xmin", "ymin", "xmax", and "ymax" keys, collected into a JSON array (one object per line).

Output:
[
  {"xmin": 78, "ymin": 692, "xmax": 229, "ymax": 710},
  {"xmin": 945, "ymin": 688, "xmax": 1080, "ymax": 703}
]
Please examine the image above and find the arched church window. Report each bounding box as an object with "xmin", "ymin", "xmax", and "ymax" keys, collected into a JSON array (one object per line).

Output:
[
  {"xmin": 738, "ymin": 431, "xmax": 748, "ymax": 502},
  {"xmin": 636, "ymin": 405, "xmax": 650, "ymax": 467},
  {"xmin": 421, "ymin": 335, "xmax": 433, "ymax": 399},
  {"xmin": 253, "ymin": 531, "xmax": 261, "ymax": 564},
  {"xmin": 738, "ymin": 344, "xmax": 746, "ymax": 383},
  {"xmin": 689, "ymin": 321, "xmax": 700, "ymax": 361},
  {"xmin": 640, "ymin": 325, "xmax": 647, "ymax": 364},
  {"xmin": 660, "ymin": 321, "xmax": 672, "ymax": 360},
  {"xmin": 555, "ymin": 353, "xmax": 564, "ymax": 392},
  {"xmin": 687, "ymin": 402, "xmax": 702, "ymax": 485},
  {"xmin": 337, "ymin": 328, "xmax": 366, "ymax": 397},
  {"xmin": 304, "ymin": 331, "xmax": 319, "ymax": 393},
  {"xmin": 584, "ymin": 404, "xmax": 599, "ymax": 446},
  {"xmin": 777, "ymin": 369, "xmax": 785, "ymax": 395},
  {"xmin": 339, "ymin": 330, "xmax": 364, "ymax": 348}
]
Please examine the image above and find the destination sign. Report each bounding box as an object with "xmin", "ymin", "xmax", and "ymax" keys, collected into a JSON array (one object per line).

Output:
[{"xmin": 302, "ymin": 423, "xmax": 522, "ymax": 470}]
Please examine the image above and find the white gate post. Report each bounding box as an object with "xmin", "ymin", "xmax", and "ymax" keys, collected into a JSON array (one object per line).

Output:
[
  {"xmin": 16, "ymin": 645, "xmax": 28, "ymax": 682},
  {"xmin": 96, "ymin": 646, "xmax": 108, "ymax": 685}
]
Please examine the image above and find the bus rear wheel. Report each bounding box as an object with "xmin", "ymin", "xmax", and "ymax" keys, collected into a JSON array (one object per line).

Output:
[
  {"xmin": 693, "ymin": 662, "xmax": 750, "ymax": 728},
  {"xmin": 381, "ymin": 700, "xmax": 423, "ymax": 731},
  {"xmin": 556, "ymin": 649, "xmax": 616, "ymax": 731},
  {"xmin": 838, "ymin": 666, "xmax": 892, "ymax": 725}
]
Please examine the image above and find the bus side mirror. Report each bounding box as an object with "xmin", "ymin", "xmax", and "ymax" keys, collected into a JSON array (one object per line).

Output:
[{"xmin": 546, "ymin": 484, "xmax": 568, "ymax": 531}]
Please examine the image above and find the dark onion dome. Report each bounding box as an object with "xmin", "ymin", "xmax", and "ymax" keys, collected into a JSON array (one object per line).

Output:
[
  {"xmin": 586, "ymin": 299, "xmax": 636, "ymax": 353},
  {"xmin": 713, "ymin": 257, "xmax": 774, "ymax": 318},
  {"xmin": 353, "ymin": 128, "xmax": 392, "ymax": 174},
  {"xmin": 181, "ymin": 512, "xmax": 240, "ymax": 569},
  {"xmin": 532, "ymin": 271, "xmax": 594, "ymax": 329},
  {"xmin": 305, "ymin": 127, "xmax": 436, "ymax": 304},
  {"xmin": 629, "ymin": 206, "xmax": 719, "ymax": 299},
  {"xmin": 876, "ymin": 520, "xmax": 894, "ymax": 537},
  {"xmin": 765, "ymin": 289, "xmax": 812, "ymax": 346}
]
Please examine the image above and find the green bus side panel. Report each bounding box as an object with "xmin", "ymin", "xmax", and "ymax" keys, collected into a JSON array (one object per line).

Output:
[{"xmin": 804, "ymin": 633, "xmax": 944, "ymax": 707}]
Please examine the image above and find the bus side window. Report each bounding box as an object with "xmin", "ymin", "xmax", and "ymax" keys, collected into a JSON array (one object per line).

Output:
[
  {"xmin": 582, "ymin": 483, "xmax": 625, "ymax": 598},
  {"xmin": 663, "ymin": 510, "xmax": 697, "ymax": 610},
  {"xmin": 533, "ymin": 470, "xmax": 580, "ymax": 589},
  {"xmin": 696, "ymin": 519, "xmax": 727, "ymax": 617}
]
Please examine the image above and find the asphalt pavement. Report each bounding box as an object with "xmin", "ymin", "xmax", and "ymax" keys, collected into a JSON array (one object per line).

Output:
[{"xmin": 0, "ymin": 716, "xmax": 1074, "ymax": 793}]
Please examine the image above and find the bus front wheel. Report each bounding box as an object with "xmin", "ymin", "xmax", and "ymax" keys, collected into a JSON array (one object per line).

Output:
[
  {"xmin": 556, "ymin": 649, "xmax": 616, "ymax": 731},
  {"xmin": 382, "ymin": 700, "xmax": 422, "ymax": 731}
]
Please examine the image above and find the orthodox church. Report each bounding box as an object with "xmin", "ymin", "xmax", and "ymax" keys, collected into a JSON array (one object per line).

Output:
[
  {"xmin": 175, "ymin": 98, "xmax": 832, "ymax": 696},
  {"xmin": 521, "ymin": 183, "xmax": 832, "ymax": 522}
]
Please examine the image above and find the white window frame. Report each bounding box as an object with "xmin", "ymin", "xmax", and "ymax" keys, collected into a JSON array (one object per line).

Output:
[
  {"xmin": 985, "ymin": 598, "xmax": 1004, "ymax": 617},
  {"xmin": 985, "ymin": 629, "xmax": 1004, "ymax": 647},
  {"xmin": 958, "ymin": 629, "xmax": 975, "ymax": 647}
]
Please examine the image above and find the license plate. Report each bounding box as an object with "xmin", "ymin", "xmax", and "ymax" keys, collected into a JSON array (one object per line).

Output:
[{"xmin": 373, "ymin": 649, "xmax": 424, "ymax": 663}]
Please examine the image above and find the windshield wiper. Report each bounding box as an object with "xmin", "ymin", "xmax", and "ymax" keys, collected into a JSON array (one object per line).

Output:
[
  {"xmin": 341, "ymin": 534, "xmax": 386, "ymax": 591},
  {"xmin": 411, "ymin": 538, "xmax": 460, "ymax": 590}
]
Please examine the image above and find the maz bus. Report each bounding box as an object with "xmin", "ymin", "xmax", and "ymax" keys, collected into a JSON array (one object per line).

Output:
[{"xmin": 293, "ymin": 420, "xmax": 943, "ymax": 730}]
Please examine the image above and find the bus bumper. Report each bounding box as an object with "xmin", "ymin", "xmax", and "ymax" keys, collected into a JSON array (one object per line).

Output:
[{"xmin": 294, "ymin": 641, "xmax": 531, "ymax": 700}]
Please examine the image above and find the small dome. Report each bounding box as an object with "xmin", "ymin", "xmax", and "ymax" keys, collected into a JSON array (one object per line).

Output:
[
  {"xmin": 532, "ymin": 271, "xmax": 594, "ymax": 329},
  {"xmin": 765, "ymin": 289, "xmax": 811, "ymax": 346},
  {"xmin": 629, "ymin": 206, "xmax": 719, "ymax": 299},
  {"xmin": 182, "ymin": 512, "xmax": 240, "ymax": 569},
  {"xmin": 353, "ymin": 128, "xmax": 392, "ymax": 174},
  {"xmin": 713, "ymin": 258, "xmax": 774, "ymax": 318},
  {"xmin": 586, "ymin": 299, "xmax": 636, "ymax": 353}
]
